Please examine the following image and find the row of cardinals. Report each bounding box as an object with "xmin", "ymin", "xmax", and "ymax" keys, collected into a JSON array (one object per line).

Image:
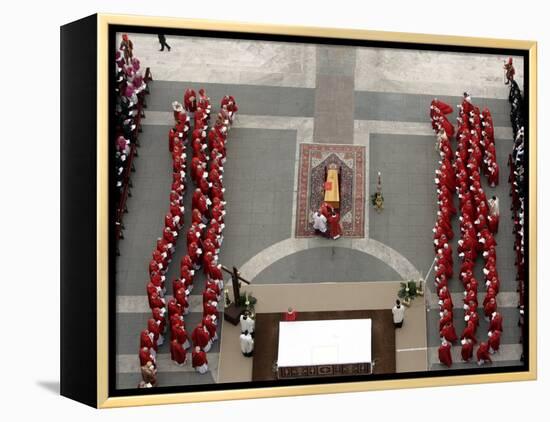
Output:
[
  {"xmin": 114, "ymin": 47, "xmax": 148, "ymax": 199},
  {"xmin": 430, "ymin": 98, "xmax": 458, "ymax": 361},
  {"xmin": 138, "ymin": 89, "xmax": 238, "ymax": 387},
  {"xmin": 182, "ymin": 90, "xmax": 238, "ymax": 373},
  {"xmin": 431, "ymin": 94, "xmax": 503, "ymax": 368},
  {"xmin": 508, "ymin": 81, "xmax": 526, "ymax": 352}
]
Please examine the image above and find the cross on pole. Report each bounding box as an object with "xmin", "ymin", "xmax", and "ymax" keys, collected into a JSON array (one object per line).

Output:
[{"xmin": 221, "ymin": 265, "xmax": 250, "ymax": 304}]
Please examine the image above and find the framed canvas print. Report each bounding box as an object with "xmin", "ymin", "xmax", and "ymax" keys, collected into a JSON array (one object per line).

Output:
[{"xmin": 60, "ymin": 13, "xmax": 537, "ymax": 408}]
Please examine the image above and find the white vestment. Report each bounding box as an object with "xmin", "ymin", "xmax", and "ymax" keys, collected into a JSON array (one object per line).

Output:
[
  {"xmin": 240, "ymin": 334, "xmax": 254, "ymax": 354},
  {"xmin": 392, "ymin": 305, "xmax": 405, "ymax": 323},
  {"xmin": 313, "ymin": 213, "xmax": 327, "ymax": 232}
]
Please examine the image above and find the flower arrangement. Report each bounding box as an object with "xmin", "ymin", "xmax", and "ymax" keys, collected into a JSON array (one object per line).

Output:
[
  {"xmin": 235, "ymin": 291, "xmax": 257, "ymax": 311},
  {"xmin": 398, "ymin": 280, "xmax": 418, "ymax": 305}
]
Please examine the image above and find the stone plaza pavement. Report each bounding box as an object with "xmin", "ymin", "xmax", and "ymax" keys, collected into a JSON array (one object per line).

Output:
[{"xmin": 115, "ymin": 33, "xmax": 524, "ymax": 388}]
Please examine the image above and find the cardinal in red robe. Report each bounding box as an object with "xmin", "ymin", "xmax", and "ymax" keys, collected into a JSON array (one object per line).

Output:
[
  {"xmin": 140, "ymin": 329, "xmax": 157, "ymax": 352},
  {"xmin": 207, "ymin": 262, "xmax": 223, "ymax": 281},
  {"xmin": 172, "ymin": 324, "xmax": 190, "ymax": 349},
  {"xmin": 170, "ymin": 339, "xmax": 187, "ymax": 365},
  {"xmin": 489, "ymin": 312, "xmax": 503, "ymax": 333},
  {"xmin": 440, "ymin": 322, "xmax": 458, "ymax": 343},
  {"xmin": 476, "ymin": 342, "xmax": 492, "ymax": 365},
  {"xmin": 147, "ymin": 318, "xmax": 162, "ymax": 345},
  {"xmin": 438, "ymin": 341, "xmax": 453, "ymax": 367},
  {"xmin": 175, "ymin": 288, "xmax": 190, "ymax": 315},
  {"xmin": 461, "ymin": 319, "xmax": 477, "ymax": 343},
  {"xmin": 488, "ymin": 330, "xmax": 502, "ymax": 353},
  {"xmin": 191, "ymin": 324, "xmax": 212, "ymax": 351},
  {"xmin": 461, "ymin": 339, "xmax": 474, "ymax": 362},
  {"xmin": 139, "ymin": 347, "xmax": 155, "ymax": 367},
  {"xmin": 147, "ymin": 291, "xmax": 165, "ymax": 310},
  {"xmin": 327, "ymin": 210, "xmax": 343, "ymax": 240},
  {"xmin": 184, "ymin": 88, "xmax": 197, "ymax": 112},
  {"xmin": 284, "ymin": 307, "xmax": 298, "ymax": 321},
  {"xmin": 167, "ymin": 298, "xmax": 183, "ymax": 318},
  {"xmin": 202, "ymin": 314, "xmax": 218, "ymax": 341},
  {"xmin": 152, "ymin": 307, "xmax": 166, "ymax": 333},
  {"xmin": 203, "ymin": 300, "xmax": 219, "ymax": 320},
  {"xmin": 483, "ymin": 297, "xmax": 497, "ymax": 318},
  {"xmin": 192, "ymin": 346, "xmax": 208, "ymax": 374}
]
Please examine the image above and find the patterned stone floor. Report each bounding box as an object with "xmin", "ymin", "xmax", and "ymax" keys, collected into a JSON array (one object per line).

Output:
[{"xmin": 115, "ymin": 32, "xmax": 524, "ymax": 388}]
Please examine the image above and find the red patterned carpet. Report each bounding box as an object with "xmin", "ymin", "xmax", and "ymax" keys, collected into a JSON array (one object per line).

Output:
[{"xmin": 295, "ymin": 143, "xmax": 366, "ymax": 238}]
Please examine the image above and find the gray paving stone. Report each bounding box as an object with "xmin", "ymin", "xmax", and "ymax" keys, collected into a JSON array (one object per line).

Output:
[
  {"xmin": 146, "ymin": 81, "xmax": 315, "ymax": 117},
  {"xmin": 253, "ymin": 247, "xmax": 402, "ymax": 284},
  {"xmin": 355, "ymin": 92, "xmax": 512, "ymax": 127}
]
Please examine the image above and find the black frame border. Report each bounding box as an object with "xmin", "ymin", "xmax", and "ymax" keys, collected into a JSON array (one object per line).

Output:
[{"xmin": 107, "ymin": 23, "xmax": 531, "ymax": 398}]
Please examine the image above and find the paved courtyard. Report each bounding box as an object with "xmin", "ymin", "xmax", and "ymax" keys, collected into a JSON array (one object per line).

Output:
[{"xmin": 115, "ymin": 32, "xmax": 524, "ymax": 388}]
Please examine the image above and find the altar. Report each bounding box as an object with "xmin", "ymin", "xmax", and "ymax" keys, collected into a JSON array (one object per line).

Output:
[{"xmin": 277, "ymin": 319, "xmax": 372, "ymax": 379}]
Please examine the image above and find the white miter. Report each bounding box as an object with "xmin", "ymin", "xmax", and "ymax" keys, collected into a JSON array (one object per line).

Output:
[
  {"xmin": 197, "ymin": 248, "xmax": 202, "ymax": 254},
  {"xmin": 461, "ymin": 339, "xmax": 467, "ymax": 345},
  {"xmin": 463, "ymin": 304, "xmax": 469, "ymax": 310}
]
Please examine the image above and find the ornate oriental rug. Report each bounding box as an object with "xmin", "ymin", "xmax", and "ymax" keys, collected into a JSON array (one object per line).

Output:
[{"xmin": 295, "ymin": 143, "xmax": 365, "ymax": 238}]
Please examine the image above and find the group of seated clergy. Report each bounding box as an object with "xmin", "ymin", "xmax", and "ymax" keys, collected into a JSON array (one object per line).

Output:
[
  {"xmin": 114, "ymin": 35, "xmax": 150, "ymax": 242},
  {"xmin": 508, "ymin": 80, "xmax": 526, "ymax": 357},
  {"xmin": 431, "ymin": 94, "xmax": 502, "ymax": 368}
]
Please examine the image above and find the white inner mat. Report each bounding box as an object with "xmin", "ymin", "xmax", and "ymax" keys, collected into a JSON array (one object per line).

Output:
[{"xmin": 277, "ymin": 319, "xmax": 372, "ymax": 367}]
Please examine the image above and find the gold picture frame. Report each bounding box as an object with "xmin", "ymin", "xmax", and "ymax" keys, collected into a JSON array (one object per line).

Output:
[{"xmin": 61, "ymin": 13, "xmax": 537, "ymax": 408}]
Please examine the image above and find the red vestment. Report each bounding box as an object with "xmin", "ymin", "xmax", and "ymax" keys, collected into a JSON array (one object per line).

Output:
[
  {"xmin": 184, "ymin": 88, "xmax": 197, "ymax": 112},
  {"xmin": 489, "ymin": 313, "xmax": 503, "ymax": 332},
  {"xmin": 170, "ymin": 340, "xmax": 187, "ymax": 364},
  {"xmin": 207, "ymin": 263, "xmax": 223, "ymax": 281},
  {"xmin": 461, "ymin": 341, "xmax": 474, "ymax": 361},
  {"xmin": 203, "ymin": 288, "xmax": 218, "ymax": 304},
  {"xmin": 172, "ymin": 325, "xmax": 189, "ymax": 346},
  {"xmin": 175, "ymin": 288, "xmax": 189, "ymax": 310},
  {"xmin": 203, "ymin": 302, "xmax": 219, "ymax": 319},
  {"xmin": 440, "ymin": 324, "xmax": 458, "ymax": 343},
  {"xmin": 284, "ymin": 310, "xmax": 298, "ymax": 321},
  {"xmin": 202, "ymin": 316, "xmax": 218, "ymax": 338},
  {"xmin": 192, "ymin": 349, "xmax": 208, "ymax": 368},
  {"xmin": 327, "ymin": 213, "xmax": 343, "ymax": 239},
  {"xmin": 140, "ymin": 330, "xmax": 156, "ymax": 351},
  {"xmin": 191, "ymin": 325, "xmax": 211, "ymax": 348},
  {"xmin": 167, "ymin": 298, "xmax": 183, "ymax": 317},
  {"xmin": 152, "ymin": 307, "xmax": 166, "ymax": 333},
  {"xmin": 139, "ymin": 347, "xmax": 155, "ymax": 366},
  {"xmin": 148, "ymin": 292, "xmax": 165, "ymax": 310},
  {"xmin": 438, "ymin": 342, "xmax": 452, "ymax": 367},
  {"xmin": 488, "ymin": 330, "xmax": 501, "ymax": 352},
  {"xmin": 461, "ymin": 320, "xmax": 477, "ymax": 343},
  {"xmin": 476, "ymin": 342, "xmax": 492, "ymax": 363}
]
